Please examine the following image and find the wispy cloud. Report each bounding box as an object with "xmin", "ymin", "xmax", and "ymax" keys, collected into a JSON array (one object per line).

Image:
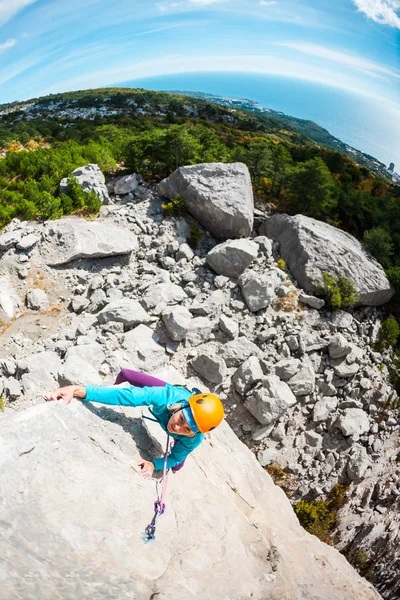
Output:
[
  {"xmin": 276, "ymin": 42, "xmax": 400, "ymax": 80},
  {"xmin": 0, "ymin": 38, "xmax": 17, "ymax": 53},
  {"xmin": 0, "ymin": 0, "xmax": 38, "ymax": 27},
  {"xmin": 259, "ymin": 1, "xmax": 278, "ymax": 6},
  {"xmin": 352, "ymin": 0, "xmax": 400, "ymax": 28},
  {"xmin": 188, "ymin": 0, "xmax": 226, "ymax": 4},
  {"xmin": 40, "ymin": 53, "xmax": 400, "ymax": 111},
  {"xmin": 158, "ymin": 0, "xmax": 226, "ymax": 10}
]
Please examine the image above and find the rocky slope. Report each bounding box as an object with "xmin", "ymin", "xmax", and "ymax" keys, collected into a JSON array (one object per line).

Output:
[{"xmin": 0, "ymin": 162, "xmax": 398, "ymax": 598}]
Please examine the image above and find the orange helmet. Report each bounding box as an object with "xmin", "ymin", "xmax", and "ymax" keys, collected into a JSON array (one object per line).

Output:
[{"xmin": 187, "ymin": 393, "xmax": 224, "ymax": 433}]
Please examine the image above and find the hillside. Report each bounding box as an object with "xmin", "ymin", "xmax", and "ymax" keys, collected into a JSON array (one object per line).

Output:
[{"xmin": 170, "ymin": 90, "xmax": 390, "ymax": 177}]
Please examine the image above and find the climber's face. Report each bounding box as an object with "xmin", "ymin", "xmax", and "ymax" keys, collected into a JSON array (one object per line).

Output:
[{"xmin": 167, "ymin": 409, "xmax": 194, "ymax": 437}]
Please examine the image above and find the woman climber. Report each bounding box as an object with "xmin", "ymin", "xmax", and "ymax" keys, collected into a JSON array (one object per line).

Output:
[{"xmin": 45, "ymin": 368, "xmax": 224, "ymax": 479}]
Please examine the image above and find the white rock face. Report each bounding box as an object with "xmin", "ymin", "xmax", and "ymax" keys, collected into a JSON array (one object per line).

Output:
[
  {"xmin": 274, "ymin": 358, "xmax": 302, "ymax": 381},
  {"xmin": 263, "ymin": 213, "xmax": 393, "ymax": 306},
  {"xmin": 40, "ymin": 220, "xmax": 138, "ymax": 265},
  {"xmin": 245, "ymin": 375, "xmax": 297, "ymax": 425},
  {"xmin": 158, "ymin": 162, "xmax": 254, "ymax": 239},
  {"xmin": 0, "ymin": 401, "xmax": 381, "ymax": 600},
  {"xmin": 64, "ymin": 343, "xmax": 105, "ymax": 370},
  {"xmin": 347, "ymin": 444, "xmax": 371, "ymax": 481},
  {"xmin": 59, "ymin": 164, "xmax": 111, "ymax": 204},
  {"xmin": 206, "ymin": 239, "xmax": 258, "ymax": 278},
  {"xmin": 219, "ymin": 337, "xmax": 261, "ymax": 367}
]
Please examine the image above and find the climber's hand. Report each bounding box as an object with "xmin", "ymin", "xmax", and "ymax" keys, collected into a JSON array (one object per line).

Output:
[
  {"xmin": 139, "ymin": 460, "xmax": 155, "ymax": 479},
  {"xmin": 44, "ymin": 385, "xmax": 76, "ymax": 405}
]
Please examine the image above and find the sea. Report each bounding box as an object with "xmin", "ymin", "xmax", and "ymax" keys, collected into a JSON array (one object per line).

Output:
[{"xmin": 118, "ymin": 72, "xmax": 400, "ymax": 170}]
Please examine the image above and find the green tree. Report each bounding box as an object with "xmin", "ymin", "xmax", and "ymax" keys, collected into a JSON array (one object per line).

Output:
[
  {"xmin": 233, "ymin": 140, "xmax": 271, "ymax": 181},
  {"xmin": 363, "ymin": 227, "xmax": 393, "ymax": 268},
  {"xmin": 386, "ymin": 267, "xmax": 400, "ymax": 303},
  {"xmin": 163, "ymin": 125, "xmax": 202, "ymax": 172},
  {"xmin": 379, "ymin": 317, "xmax": 400, "ymax": 349},
  {"xmin": 269, "ymin": 143, "xmax": 292, "ymax": 198},
  {"xmin": 287, "ymin": 157, "xmax": 337, "ymax": 219}
]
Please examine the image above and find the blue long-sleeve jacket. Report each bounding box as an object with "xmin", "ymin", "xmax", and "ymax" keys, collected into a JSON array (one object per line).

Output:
[{"xmin": 83, "ymin": 384, "xmax": 204, "ymax": 470}]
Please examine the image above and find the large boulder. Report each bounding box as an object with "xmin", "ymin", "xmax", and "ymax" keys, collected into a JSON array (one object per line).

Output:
[
  {"xmin": 158, "ymin": 162, "xmax": 254, "ymax": 239},
  {"xmin": 40, "ymin": 220, "xmax": 138, "ymax": 266},
  {"xmin": 0, "ymin": 400, "xmax": 381, "ymax": 600},
  {"xmin": 262, "ymin": 214, "xmax": 393, "ymax": 306},
  {"xmin": 59, "ymin": 164, "xmax": 111, "ymax": 204}
]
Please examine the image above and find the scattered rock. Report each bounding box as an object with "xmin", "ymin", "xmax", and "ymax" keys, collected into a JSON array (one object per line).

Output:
[
  {"xmin": 206, "ymin": 239, "xmax": 258, "ymax": 278},
  {"xmin": 245, "ymin": 376, "xmax": 297, "ymax": 425},
  {"xmin": 191, "ymin": 352, "xmax": 227, "ymax": 384},
  {"xmin": 26, "ymin": 289, "xmax": 49, "ymax": 311}
]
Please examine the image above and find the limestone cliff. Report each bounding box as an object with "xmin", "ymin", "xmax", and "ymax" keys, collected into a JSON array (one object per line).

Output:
[{"xmin": 0, "ymin": 398, "xmax": 380, "ymax": 600}]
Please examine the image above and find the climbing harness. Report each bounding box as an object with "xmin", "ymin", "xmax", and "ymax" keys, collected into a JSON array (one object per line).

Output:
[{"xmin": 140, "ymin": 413, "xmax": 171, "ymax": 544}]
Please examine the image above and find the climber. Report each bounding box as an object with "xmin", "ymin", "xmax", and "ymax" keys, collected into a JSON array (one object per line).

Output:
[{"xmin": 44, "ymin": 368, "xmax": 224, "ymax": 479}]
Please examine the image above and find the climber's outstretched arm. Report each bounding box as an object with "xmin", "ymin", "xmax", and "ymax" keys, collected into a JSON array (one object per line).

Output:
[{"xmin": 45, "ymin": 383, "xmax": 169, "ymax": 407}]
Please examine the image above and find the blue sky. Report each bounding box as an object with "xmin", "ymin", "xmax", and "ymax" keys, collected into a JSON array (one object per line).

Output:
[{"xmin": 0, "ymin": 0, "xmax": 399, "ymax": 111}]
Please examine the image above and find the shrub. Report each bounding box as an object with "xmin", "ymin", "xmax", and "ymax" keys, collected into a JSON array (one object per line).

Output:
[
  {"xmin": 161, "ymin": 194, "xmax": 186, "ymax": 218},
  {"xmin": 379, "ymin": 317, "xmax": 400, "ymax": 349},
  {"xmin": 344, "ymin": 549, "xmax": 374, "ymax": 581},
  {"xmin": 188, "ymin": 218, "xmax": 201, "ymax": 249},
  {"xmin": 295, "ymin": 499, "xmax": 336, "ymax": 543},
  {"xmin": 295, "ymin": 484, "xmax": 349, "ymax": 544},
  {"xmin": 320, "ymin": 272, "xmax": 358, "ymax": 309}
]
